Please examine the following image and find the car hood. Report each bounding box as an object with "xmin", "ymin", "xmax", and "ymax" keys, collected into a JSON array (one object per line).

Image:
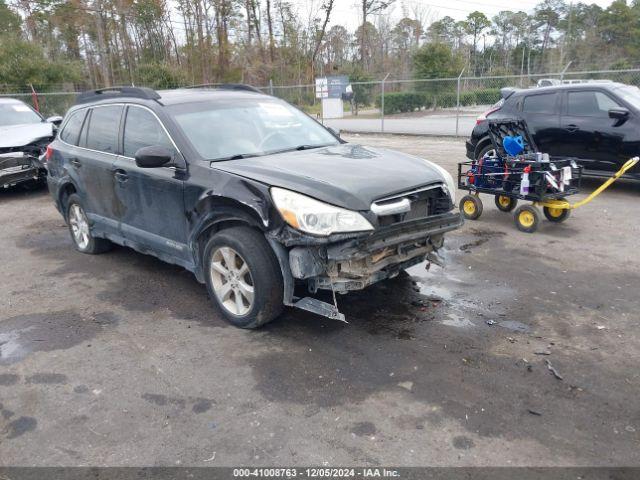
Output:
[
  {"xmin": 210, "ymin": 144, "xmax": 445, "ymax": 211},
  {"xmin": 0, "ymin": 122, "xmax": 53, "ymax": 149}
]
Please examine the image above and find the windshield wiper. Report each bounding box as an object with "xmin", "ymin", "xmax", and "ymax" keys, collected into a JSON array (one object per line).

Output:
[
  {"xmin": 213, "ymin": 153, "xmax": 259, "ymax": 161},
  {"xmin": 269, "ymin": 144, "xmax": 333, "ymax": 155}
]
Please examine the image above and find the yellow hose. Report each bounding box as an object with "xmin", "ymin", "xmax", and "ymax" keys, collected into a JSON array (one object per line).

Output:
[{"xmin": 539, "ymin": 156, "xmax": 639, "ymax": 210}]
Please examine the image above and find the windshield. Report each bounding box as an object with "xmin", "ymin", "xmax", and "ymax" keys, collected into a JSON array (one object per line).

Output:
[
  {"xmin": 169, "ymin": 97, "xmax": 339, "ymax": 160},
  {"xmin": 0, "ymin": 102, "xmax": 42, "ymax": 126},
  {"xmin": 617, "ymin": 86, "xmax": 640, "ymax": 111}
]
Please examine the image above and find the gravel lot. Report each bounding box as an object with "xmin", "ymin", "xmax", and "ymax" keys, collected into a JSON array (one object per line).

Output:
[{"xmin": 1, "ymin": 134, "xmax": 639, "ymax": 466}]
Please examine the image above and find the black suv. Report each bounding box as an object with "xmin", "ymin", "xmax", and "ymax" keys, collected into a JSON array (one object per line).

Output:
[
  {"xmin": 466, "ymin": 82, "xmax": 640, "ymax": 179},
  {"xmin": 46, "ymin": 86, "xmax": 461, "ymax": 328}
]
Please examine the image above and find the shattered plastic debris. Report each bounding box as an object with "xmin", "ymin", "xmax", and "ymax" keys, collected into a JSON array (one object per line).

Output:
[{"xmin": 545, "ymin": 359, "xmax": 563, "ymax": 380}]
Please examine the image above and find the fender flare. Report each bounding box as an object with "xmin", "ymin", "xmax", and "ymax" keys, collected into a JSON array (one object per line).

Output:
[
  {"xmin": 474, "ymin": 136, "xmax": 494, "ymax": 159},
  {"xmin": 189, "ymin": 201, "xmax": 268, "ymax": 282}
]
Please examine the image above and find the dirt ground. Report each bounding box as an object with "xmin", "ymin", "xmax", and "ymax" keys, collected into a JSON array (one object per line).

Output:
[{"xmin": 1, "ymin": 134, "xmax": 639, "ymax": 467}]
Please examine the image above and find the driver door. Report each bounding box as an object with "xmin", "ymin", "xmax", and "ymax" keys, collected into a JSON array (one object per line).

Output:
[{"xmin": 112, "ymin": 105, "xmax": 190, "ymax": 263}]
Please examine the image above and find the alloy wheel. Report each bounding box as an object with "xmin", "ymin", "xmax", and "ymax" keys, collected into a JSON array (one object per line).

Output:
[
  {"xmin": 69, "ymin": 204, "xmax": 90, "ymax": 249},
  {"xmin": 210, "ymin": 246, "xmax": 255, "ymax": 316}
]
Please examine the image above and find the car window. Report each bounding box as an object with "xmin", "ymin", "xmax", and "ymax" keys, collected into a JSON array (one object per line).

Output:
[
  {"xmin": 617, "ymin": 86, "xmax": 640, "ymax": 110},
  {"xmin": 522, "ymin": 93, "xmax": 557, "ymax": 114},
  {"xmin": 84, "ymin": 105, "xmax": 122, "ymax": 154},
  {"xmin": 0, "ymin": 101, "xmax": 42, "ymax": 126},
  {"xmin": 59, "ymin": 110, "xmax": 86, "ymax": 146},
  {"xmin": 567, "ymin": 91, "xmax": 621, "ymax": 116},
  {"xmin": 168, "ymin": 98, "xmax": 339, "ymax": 160},
  {"xmin": 123, "ymin": 106, "xmax": 176, "ymax": 158}
]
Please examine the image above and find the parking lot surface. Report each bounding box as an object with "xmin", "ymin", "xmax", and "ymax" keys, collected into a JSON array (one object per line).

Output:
[{"xmin": 1, "ymin": 134, "xmax": 639, "ymax": 466}]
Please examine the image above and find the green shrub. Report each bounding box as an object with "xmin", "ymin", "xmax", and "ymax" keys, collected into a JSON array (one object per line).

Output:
[
  {"xmin": 435, "ymin": 92, "xmax": 457, "ymax": 108},
  {"xmin": 459, "ymin": 91, "xmax": 476, "ymax": 106},
  {"xmin": 472, "ymin": 88, "xmax": 501, "ymax": 105},
  {"xmin": 376, "ymin": 92, "xmax": 426, "ymax": 114}
]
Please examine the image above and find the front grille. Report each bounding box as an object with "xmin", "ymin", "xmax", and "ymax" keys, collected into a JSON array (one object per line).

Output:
[{"xmin": 376, "ymin": 185, "xmax": 452, "ymax": 227}]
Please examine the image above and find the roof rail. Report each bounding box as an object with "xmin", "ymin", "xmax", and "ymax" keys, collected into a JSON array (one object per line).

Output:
[
  {"xmin": 184, "ymin": 83, "xmax": 264, "ymax": 94},
  {"xmin": 75, "ymin": 86, "xmax": 161, "ymax": 104}
]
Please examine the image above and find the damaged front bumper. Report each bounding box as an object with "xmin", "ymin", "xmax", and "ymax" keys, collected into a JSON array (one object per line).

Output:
[
  {"xmin": 0, "ymin": 151, "xmax": 45, "ymax": 188},
  {"xmin": 267, "ymin": 212, "xmax": 463, "ymax": 321}
]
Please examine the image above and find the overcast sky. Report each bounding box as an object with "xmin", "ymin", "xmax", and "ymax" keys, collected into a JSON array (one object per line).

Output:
[{"xmin": 291, "ymin": 0, "xmax": 620, "ymax": 30}]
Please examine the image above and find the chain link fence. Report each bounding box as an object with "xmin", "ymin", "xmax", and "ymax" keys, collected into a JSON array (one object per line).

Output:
[{"xmin": 2, "ymin": 68, "xmax": 639, "ymax": 136}]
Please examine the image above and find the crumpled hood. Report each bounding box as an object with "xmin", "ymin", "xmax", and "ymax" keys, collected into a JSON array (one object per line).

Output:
[
  {"xmin": 0, "ymin": 122, "xmax": 53, "ymax": 149},
  {"xmin": 210, "ymin": 144, "xmax": 445, "ymax": 210}
]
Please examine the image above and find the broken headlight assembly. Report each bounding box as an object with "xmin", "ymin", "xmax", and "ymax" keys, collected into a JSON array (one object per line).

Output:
[{"xmin": 271, "ymin": 187, "xmax": 374, "ymax": 236}]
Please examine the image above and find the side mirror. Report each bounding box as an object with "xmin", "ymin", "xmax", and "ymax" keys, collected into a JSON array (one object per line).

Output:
[
  {"xmin": 46, "ymin": 115, "xmax": 63, "ymax": 126},
  {"xmin": 134, "ymin": 146, "xmax": 173, "ymax": 168},
  {"xmin": 328, "ymin": 127, "xmax": 341, "ymax": 138},
  {"xmin": 609, "ymin": 107, "xmax": 629, "ymax": 126}
]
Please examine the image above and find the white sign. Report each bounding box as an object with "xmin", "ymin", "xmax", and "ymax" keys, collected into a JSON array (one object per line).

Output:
[{"xmin": 315, "ymin": 77, "xmax": 328, "ymax": 99}]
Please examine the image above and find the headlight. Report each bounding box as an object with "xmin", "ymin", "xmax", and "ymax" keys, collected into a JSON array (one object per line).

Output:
[
  {"xmin": 271, "ymin": 187, "xmax": 374, "ymax": 236},
  {"xmin": 426, "ymin": 161, "xmax": 456, "ymax": 203}
]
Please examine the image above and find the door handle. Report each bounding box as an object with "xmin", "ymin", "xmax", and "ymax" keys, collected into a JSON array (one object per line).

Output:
[
  {"xmin": 564, "ymin": 124, "xmax": 579, "ymax": 133},
  {"xmin": 70, "ymin": 158, "xmax": 81, "ymax": 168},
  {"xmin": 114, "ymin": 169, "xmax": 128, "ymax": 183}
]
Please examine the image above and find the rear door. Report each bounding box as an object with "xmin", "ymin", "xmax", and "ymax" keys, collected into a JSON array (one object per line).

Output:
[
  {"xmin": 520, "ymin": 91, "xmax": 562, "ymax": 154},
  {"xmin": 112, "ymin": 105, "xmax": 189, "ymax": 262},
  {"xmin": 560, "ymin": 89, "xmax": 628, "ymax": 173},
  {"xmin": 78, "ymin": 105, "xmax": 124, "ymax": 234},
  {"xmin": 56, "ymin": 108, "xmax": 89, "ymax": 194}
]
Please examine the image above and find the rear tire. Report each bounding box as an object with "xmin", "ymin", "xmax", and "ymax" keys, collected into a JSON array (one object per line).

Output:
[
  {"xmin": 495, "ymin": 194, "xmax": 517, "ymax": 212},
  {"xmin": 203, "ymin": 226, "xmax": 283, "ymax": 329},
  {"xmin": 476, "ymin": 143, "xmax": 496, "ymax": 160},
  {"xmin": 543, "ymin": 204, "xmax": 571, "ymax": 223},
  {"xmin": 65, "ymin": 194, "xmax": 112, "ymax": 254}
]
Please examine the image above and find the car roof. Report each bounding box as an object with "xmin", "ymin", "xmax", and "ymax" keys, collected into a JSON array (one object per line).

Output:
[
  {"xmin": 0, "ymin": 97, "xmax": 28, "ymax": 105},
  {"xmin": 70, "ymin": 86, "xmax": 268, "ymax": 111},
  {"xmin": 155, "ymin": 88, "xmax": 267, "ymax": 106},
  {"xmin": 514, "ymin": 81, "xmax": 627, "ymax": 96}
]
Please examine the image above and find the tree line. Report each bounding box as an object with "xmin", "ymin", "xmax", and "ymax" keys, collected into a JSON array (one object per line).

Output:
[{"xmin": 0, "ymin": 0, "xmax": 639, "ymax": 93}]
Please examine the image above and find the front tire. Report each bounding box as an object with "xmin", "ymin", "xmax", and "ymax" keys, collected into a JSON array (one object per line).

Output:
[
  {"xmin": 65, "ymin": 194, "xmax": 112, "ymax": 254},
  {"xmin": 514, "ymin": 205, "xmax": 540, "ymax": 233},
  {"xmin": 204, "ymin": 226, "xmax": 283, "ymax": 329},
  {"xmin": 460, "ymin": 194, "xmax": 483, "ymax": 220}
]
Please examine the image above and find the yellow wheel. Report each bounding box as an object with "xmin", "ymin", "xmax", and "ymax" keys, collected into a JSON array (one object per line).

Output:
[
  {"xmin": 459, "ymin": 194, "xmax": 483, "ymax": 220},
  {"xmin": 494, "ymin": 194, "xmax": 518, "ymax": 212},
  {"xmin": 513, "ymin": 205, "xmax": 540, "ymax": 233},
  {"xmin": 543, "ymin": 201, "xmax": 571, "ymax": 223}
]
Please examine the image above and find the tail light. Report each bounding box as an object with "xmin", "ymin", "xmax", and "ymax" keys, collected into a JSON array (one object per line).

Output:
[
  {"xmin": 476, "ymin": 99, "xmax": 505, "ymax": 125},
  {"xmin": 45, "ymin": 145, "xmax": 53, "ymax": 162}
]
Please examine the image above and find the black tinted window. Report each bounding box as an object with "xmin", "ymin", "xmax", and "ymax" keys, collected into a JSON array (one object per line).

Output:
[
  {"xmin": 523, "ymin": 93, "xmax": 557, "ymax": 114},
  {"xmin": 85, "ymin": 106, "xmax": 122, "ymax": 153},
  {"xmin": 123, "ymin": 106, "xmax": 175, "ymax": 158},
  {"xmin": 60, "ymin": 110, "xmax": 86, "ymax": 145},
  {"xmin": 567, "ymin": 91, "xmax": 621, "ymax": 116}
]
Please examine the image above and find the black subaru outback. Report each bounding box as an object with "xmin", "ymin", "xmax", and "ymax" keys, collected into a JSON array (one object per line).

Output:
[{"xmin": 46, "ymin": 86, "xmax": 462, "ymax": 328}]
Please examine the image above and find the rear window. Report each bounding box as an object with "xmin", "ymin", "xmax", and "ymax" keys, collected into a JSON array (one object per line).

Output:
[
  {"xmin": 83, "ymin": 106, "xmax": 122, "ymax": 154},
  {"xmin": 523, "ymin": 93, "xmax": 557, "ymax": 114},
  {"xmin": 60, "ymin": 110, "xmax": 86, "ymax": 145}
]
